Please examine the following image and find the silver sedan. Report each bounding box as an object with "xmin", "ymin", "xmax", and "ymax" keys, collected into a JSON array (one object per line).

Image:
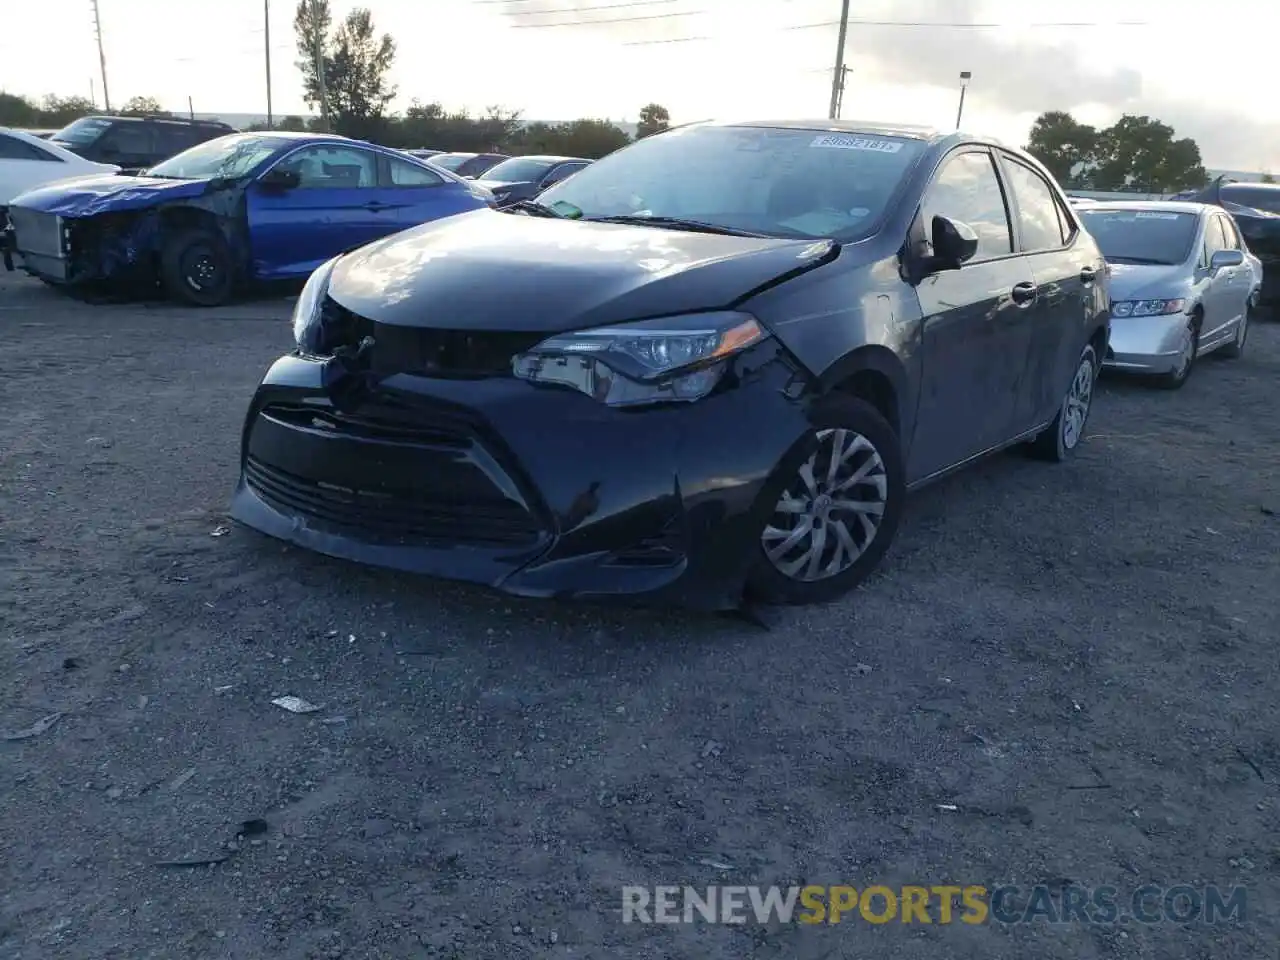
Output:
[{"xmin": 1076, "ymin": 201, "xmax": 1259, "ymax": 388}]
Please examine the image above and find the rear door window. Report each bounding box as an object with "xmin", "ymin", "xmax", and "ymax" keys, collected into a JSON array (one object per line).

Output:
[
  {"xmin": 99, "ymin": 123, "xmax": 155, "ymax": 159},
  {"xmin": 0, "ymin": 134, "xmax": 58, "ymax": 161}
]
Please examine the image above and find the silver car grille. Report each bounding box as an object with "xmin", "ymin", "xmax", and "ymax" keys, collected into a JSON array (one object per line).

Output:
[{"xmin": 9, "ymin": 208, "xmax": 64, "ymax": 260}]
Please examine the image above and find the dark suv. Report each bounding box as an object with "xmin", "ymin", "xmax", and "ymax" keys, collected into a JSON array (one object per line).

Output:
[
  {"xmin": 230, "ymin": 120, "xmax": 1110, "ymax": 611},
  {"xmin": 47, "ymin": 115, "xmax": 235, "ymax": 172}
]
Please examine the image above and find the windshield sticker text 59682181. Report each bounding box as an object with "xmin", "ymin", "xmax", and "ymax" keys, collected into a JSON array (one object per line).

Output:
[{"xmin": 810, "ymin": 135, "xmax": 903, "ymax": 153}]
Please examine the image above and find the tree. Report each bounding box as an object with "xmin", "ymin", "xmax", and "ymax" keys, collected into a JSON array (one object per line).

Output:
[
  {"xmin": 1262, "ymin": 172, "xmax": 1276, "ymax": 184},
  {"xmin": 1089, "ymin": 114, "xmax": 1207, "ymax": 193},
  {"xmin": 40, "ymin": 95, "xmax": 95, "ymax": 126},
  {"xmin": 294, "ymin": 1, "xmax": 396, "ymax": 140},
  {"xmin": 121, "ymin": 95, "xmax": 167, "ymax": 116},
  {"xmin": 278, "ymin": 115, "xmax": 308, "ymax": 132},
  {"xmin": 508, "ymin": 119, "xmax": 630, "ymax": 159},
  {"xmin": 636, "ymin": 103, "xmax": 670, "ymax": 139},
  {"xmin": 1025, "ymin": 111, "xmax": 1097, "ymax": 188},
  {"xmin": 0, "ymin": 92, "xmax": 41, "ymax": 127}
]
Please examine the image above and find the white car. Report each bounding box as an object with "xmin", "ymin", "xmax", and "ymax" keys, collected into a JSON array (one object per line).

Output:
[{"xmin": 0, "ymin": 126, "xmax": 120, "ymax": 207}]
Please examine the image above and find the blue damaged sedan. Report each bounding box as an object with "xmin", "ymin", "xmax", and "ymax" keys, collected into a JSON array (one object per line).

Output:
[{"xmin": 5, "ymin": 132, "xmax": 493, "ymax": 305}]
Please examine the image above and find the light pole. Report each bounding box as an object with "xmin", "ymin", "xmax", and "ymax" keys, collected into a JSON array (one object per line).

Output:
[
  {"xmin": 264, "ymin": 0, "xmax": 273, "ymax": 129},
  {"xmin": 955, "ymin": 71, "xmax": 971, "ymax": 131}
]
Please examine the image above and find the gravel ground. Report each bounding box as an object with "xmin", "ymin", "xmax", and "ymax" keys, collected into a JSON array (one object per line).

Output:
[{"xmin": 2, "ymin": 269, "xmax": 1278, "ymax": 960}]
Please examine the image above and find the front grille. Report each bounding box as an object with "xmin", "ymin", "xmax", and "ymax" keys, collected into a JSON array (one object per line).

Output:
[
  {"xmin": 321, "ymin": 296, "xmax": 544, "ymax": 377},
  {"xmin": 245, "ymin": 455, "xmax": 542, "ymax": 547},
  {"xmin": 9, "ymin": 208, "xmax": 63, "ymax": 259}
]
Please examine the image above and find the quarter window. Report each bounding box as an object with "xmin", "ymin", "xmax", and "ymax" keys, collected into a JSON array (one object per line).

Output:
[
  {"xmin": 920, "ymin": 151, "xmax": 1012, "ymax": 260},
  {"xmin": 276, "ymin": 145, "xmax": 377, "ymax": 189},
  {"xmin": 385, "ymin": 156, "xmax": 443, "ymax": 187},
  {"xmin": 1004, "ymin": 159, "xmax": 1067, "ymax": 252}
]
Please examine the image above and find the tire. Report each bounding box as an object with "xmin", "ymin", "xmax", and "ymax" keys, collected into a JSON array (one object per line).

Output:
[
  {"xmin": 1029, "ymin": 343, "xmax": 1097, "ymax": 462},
  {"xmin": 1155, "ymin": 312, "xmax": 1199, "ymax": 389},
  {"xmin": 747, "ymin": 395, "xmax": 906, "ymax": 605},
  {"xmin": 160, "ymin": 228, "xmax": 235, "ymax": 307},
  {"xmin": 1220, "ymin": 306, "xmax": 1250, "ymax": 359}
]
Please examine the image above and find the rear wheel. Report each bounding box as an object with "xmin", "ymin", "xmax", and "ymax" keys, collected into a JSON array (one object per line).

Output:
[
  {"xmin": 1029, "ymin": 343, "xmax": 1097, "ymax": 462},
  {"xmin": 1156, "ymin": 313, "xmax": 1198, "ymax": 389},
  {"xmin": 160, "ymin": 228, "xmax": 235, "ymax": 306},
  {"xmin": 747, "ymin": 396, "xmax": 906, "ymax": 605},
  {"xmin": 1220, "ymin": 306, "xmax": 1250, "ymax": 359}
]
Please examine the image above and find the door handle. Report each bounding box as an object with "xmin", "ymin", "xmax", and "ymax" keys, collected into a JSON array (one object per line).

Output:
[
  {"xmin": 1011, "ymin": 281, "xmax": 1038, "ymax": 305},
  {"xmin": 364, "ymin": 201, "xmax": 391, "ymax": 212},
  {"xmin": 1080, "ymin": 266, "xmax": 1096, "ymax": 284}
]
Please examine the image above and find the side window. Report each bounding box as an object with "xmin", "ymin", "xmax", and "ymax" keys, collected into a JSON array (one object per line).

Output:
[
  {"xmin": 276, "ymin": 145, "xmax": 377, "ymax": 189},
  {"xmin": 920, "ymin": 150, "xmax": 1012, "ymax": 260},
  {"xmin": 1203, "ymin": 215, "xmax": 1228, "ymax": 261},
  {"xmin": 1217, "ymin": 215, "xmax": 1241, "ymax": 250},
  {"xmin": 543, "ymin": 162, "xmax": 586, "ymax": 186},
  {"xmin": 1003, "ymin": 159, "xmax": 1067, "ymax": 252},
  {"xmin": 99, "ymin": 124, "xmax": 154, "ymax": 156},
  {"xmin": 385, "ymin": 156, "xmax": 443, "ymax": 187},
  {"xmin": 153, "ymin": 125, "xmax": 194, "ymax": 157},
  {"xmin": 0, "ymin": 134, "xmax": 58, "ymax": 161}
]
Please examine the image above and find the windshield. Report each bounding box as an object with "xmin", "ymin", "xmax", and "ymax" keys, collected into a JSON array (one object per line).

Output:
[
  {"xmin": 483, "ymin": 157, "xmax": 556, "ymax": 183},
  {"xmin": 537, "ymin": 125, "xmax": 926, "ymax": 240},
  {"xmin": 1220, "ymin": 184, "xmax": 1280, "ymax": 216},
  {"xmin": 51, "ymin": 117, "xmax": 113, "ymax": 146},
  {"xmin": 146, "ymin": 134, "xmax": 285, "ymax": 180},
  {"xmin": 1078, "ymin": 209, "xmax": 1198, "ymax": 265},
  {"xmin": 430, "ymin": 154, "xmax": 471, "ymax": 171}
]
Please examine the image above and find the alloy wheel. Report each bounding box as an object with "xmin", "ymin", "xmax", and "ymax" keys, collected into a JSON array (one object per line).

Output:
[
  {"xmin": 1062, "ymin": 355, "xmax": 1094, "ymax": 450},
  {"xmin": 761, "ymin": 428, "xmax": 888, "ymax": 582}
]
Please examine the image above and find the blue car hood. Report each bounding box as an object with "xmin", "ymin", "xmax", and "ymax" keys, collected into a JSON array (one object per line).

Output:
[
  {"xmin": 10, "ymin": 174, "xmax": 214, "ymax": 218},
  {"xmin": 1108, "ymin": 261, "xmax": 1192, "ymax": 302}
]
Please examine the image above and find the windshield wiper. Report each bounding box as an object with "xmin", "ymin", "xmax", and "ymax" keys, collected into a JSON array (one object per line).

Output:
[
  {"xmin": 584, "ymin": 215, "xmax": 770, "ymax": 238},
  {"xmin": 1108, "ymin": 255, "xmax": 1169, "ymax": 265},
  {"xmin": 502, "ymin": 199, "xmax": 567, "ymax": 218}
]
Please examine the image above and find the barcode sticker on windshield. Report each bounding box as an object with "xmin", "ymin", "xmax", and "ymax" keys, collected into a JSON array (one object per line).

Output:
[
  {"xmin": 810, "ymin": 135, "xmax": 903, "ymax": 153},
  {"xmin": 1135, "ymin": 212, "xmax": 1180, "ymax": 219}
]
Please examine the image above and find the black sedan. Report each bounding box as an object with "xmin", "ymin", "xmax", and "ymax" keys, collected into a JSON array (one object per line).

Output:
[
  {"xmin": 428, "ymin": 152, "xmax": 508, "ymax": 178},
  {"xmin": 1190, "ymin": 178, "xmax": 1280, "ymax": 307},
  {"xmin": 230, "ymin": 120, "xmax": 1108, "ymax": 610},
  {"xmin": 473, "ymin": 155, "xmax": 590, "ymax": 206}
]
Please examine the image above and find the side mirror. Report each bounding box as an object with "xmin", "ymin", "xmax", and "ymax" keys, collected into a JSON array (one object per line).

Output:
[
  {"xmin": 923, "ymin": 215, "xmax": 979, "ymax": 273},
  {"xmin": 259, "ymin": 167, "xmax": 300, "ymax": 190},
  {"xmin": 1209, "ymin": 249, "xmax": 1244, "ymax": 271}
]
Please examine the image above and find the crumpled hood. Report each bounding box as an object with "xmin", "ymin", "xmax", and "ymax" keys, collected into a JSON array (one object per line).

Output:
[
  {"xmin": 10, "ymin": 173, "xmax": 213, "ymax": 217},
  {"xmin": 1107, "ymin": 262, "xmax": 1192, "ymax": 302},
  {"xmin": 328, "ymin": 209, "xmax": 836, "ymax": 332}
]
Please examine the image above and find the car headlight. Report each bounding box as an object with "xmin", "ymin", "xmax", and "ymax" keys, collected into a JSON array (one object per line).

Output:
[
  {"xmin": 292, "ymin": 256, "xmax": 339, "ymax": 356},
  {"xmin": 512, "ymin": 311, "xmax": 767, "ymax": 408},
  {"xmin": 1111, "ymin": 298, "xmax": 1187, "ymax": 318}
]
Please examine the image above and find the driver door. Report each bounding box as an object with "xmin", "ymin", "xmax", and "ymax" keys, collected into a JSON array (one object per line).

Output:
[
  {"xmin": 908, "ymin": 148, "xmax": 1037, "ymax": 482},
  {"xmin": 246, "ymin": 144, "xmax": 387, "ymax": 280}
]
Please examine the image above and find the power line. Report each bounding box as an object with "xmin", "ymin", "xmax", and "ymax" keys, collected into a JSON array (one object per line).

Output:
[
  {"xmin": 487, "ymin": 0, "xmax": 677, "ymax": 10},
  {"xmin": 787, "ymin": 18, "xmax": 1149, "ymax": 30},
  {"xmin": 507, "ymin": 9, "xmax": 704, "ymax": 27}
]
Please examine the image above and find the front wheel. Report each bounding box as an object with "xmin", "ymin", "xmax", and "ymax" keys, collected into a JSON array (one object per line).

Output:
[
  {"xmin": 1029, "ymin": 343, "xmax": 1097, "ymax": 462},
  {"xmin": 1155, "ymin": 314, "xmax": 1198, "ymax": 389},
  {"xmin": 1220, "ymin": 306, "xmax": 1250, "ymax": 359},
  {"xmin": 747, "ymin": 396, "xmax": 906, "ymax": 605},
  {"xmin": 160, "ymin": 228, "xmax": 235, "ymax": 307}
]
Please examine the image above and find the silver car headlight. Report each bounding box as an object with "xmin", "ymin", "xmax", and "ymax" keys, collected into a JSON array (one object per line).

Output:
[
  {"xmin": 1111, "ymin": 298, "xmax": 1187, "ymax": 318},
  {"xmin": 512, "ymin": 311, "xmax": 767, "ymax": 408},
  {"xmin": 292, "ymin": 257, "xmax": 340, "ymax": 356}
]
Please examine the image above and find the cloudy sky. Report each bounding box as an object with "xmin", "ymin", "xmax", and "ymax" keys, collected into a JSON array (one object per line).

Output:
[{"xmin": 4, "ymin": 0, "xmax": 1278, "ymax": 171}]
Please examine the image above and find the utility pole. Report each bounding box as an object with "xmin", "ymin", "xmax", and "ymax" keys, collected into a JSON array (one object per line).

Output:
[
  {"xmin": 834, "ymin": 65, "xmax": 851, "ymax": 119},
  {"xmin": 312, "ymin": 0, "xmax": 329, "ymax": 132},
  {"xmin": 264, "ymin": 0, "xmax": 274, "ymax": 129},
  {"xmin": 188, "ymin": 95, "xmax": 195, "ymax": 120},
  {"xmin": 91, "ymin": 0, "xmax": 111, "ymax": 112},
  {"xmin": 827, "ymin": 0, "xmax": 850, "ymax": 120},
  {"xmin": 89, "ymin": 77, "xmax": 96, "ymax": 109}
]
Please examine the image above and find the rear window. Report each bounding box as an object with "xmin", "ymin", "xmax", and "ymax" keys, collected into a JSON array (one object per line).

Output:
[
  {"xmin": 1078, "ymin": 209, "xmax": 1198, "ymax": 265},
  {"xmin": 1219, "ymin": 184, "xmax": 1280, "ymax": 215},
  {"xmin": 50, "ymin": 117, "xmax": 114, "ymax": 146}
]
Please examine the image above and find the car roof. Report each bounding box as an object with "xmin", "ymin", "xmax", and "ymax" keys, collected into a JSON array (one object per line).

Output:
[
  {"xmin": 692, "ymin": 117, "xmax": 952, "ymax": 142},
  {"xmin": 508, "ymin": 155, "xmax": 589, "ymax": 163},
  {"xmin": 73, "ymin": 114, "xmax": 233, "ymax": 128},
  {"xmin": 1081, "ymin": 200, "xmax": 1211, "ymax": 215}
]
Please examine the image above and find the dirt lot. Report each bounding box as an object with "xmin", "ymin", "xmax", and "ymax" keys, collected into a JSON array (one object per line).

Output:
[{"xmin": 1, "ymin": 268, "xmax": 1278, "ymax": 960}]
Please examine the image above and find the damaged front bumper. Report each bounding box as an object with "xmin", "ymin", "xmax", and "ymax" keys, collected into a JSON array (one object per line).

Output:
[{"xmin": 229, "ymin": 341, "xmax": 815, "ymax": 611}]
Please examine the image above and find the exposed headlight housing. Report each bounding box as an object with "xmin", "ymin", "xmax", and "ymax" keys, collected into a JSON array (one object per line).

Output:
[
  {"xmin": 1111, "ymin": 298, "xmax": 1187, "ymax": 318},
  {"xmin": 291, "ymin": 256, "xmax": 340, "ymax": 356},
  {"xmin": 512, "ymin": 311, "xmax": 766, "ymax": 408}
]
